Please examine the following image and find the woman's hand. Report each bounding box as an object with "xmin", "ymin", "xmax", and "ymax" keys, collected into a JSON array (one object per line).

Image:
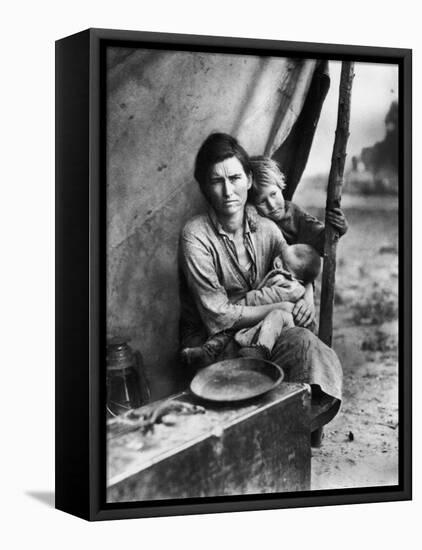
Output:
[
  {"xmin": 293, "ymin": 283, "xmax": 315, "ymax": 328},
  {"xmin": 327, "ymin": 207, "xmax": 348, "ymax": 236},
  {"xmin": 292, "ymin": 298, "xmax": 315, "ymax": 328}
]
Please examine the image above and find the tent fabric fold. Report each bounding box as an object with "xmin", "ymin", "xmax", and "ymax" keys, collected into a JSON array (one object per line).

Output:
[{"xmin": 274, "ymin": 60, "xmax": 330, "ymax": 200}]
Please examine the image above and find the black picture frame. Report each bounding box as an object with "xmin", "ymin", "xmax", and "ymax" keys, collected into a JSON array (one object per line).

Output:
[{"xmin": 55, "ymin": 28, "xmax": 412, "ymax": 521}]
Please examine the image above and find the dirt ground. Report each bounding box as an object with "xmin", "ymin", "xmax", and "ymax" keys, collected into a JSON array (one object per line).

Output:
[{"xmin": 296, "ymin": 187, "xmax": 399, "ymax": 490}]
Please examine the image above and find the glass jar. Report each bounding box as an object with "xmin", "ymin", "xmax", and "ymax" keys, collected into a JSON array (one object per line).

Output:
[{"xmin": 106, "ymin": 337, "xmax": 148, "ymax": 417}]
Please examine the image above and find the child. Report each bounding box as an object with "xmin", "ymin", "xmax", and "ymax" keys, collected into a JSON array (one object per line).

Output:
[
  {"xmin": 249, "ymin": 156, "xmax": 348, "ymax": 255},
  {"xmin": 181, "ymin": 244, "xmax": 321, "ymax": 366}
]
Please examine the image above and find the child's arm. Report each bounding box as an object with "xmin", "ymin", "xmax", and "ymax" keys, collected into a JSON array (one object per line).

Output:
[{"xmin": 291, "ymin": 202, "xmax": 348, "ymax": 255}]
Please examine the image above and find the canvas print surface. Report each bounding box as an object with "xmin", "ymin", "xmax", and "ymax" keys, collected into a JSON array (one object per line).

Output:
[{"xmin": 105, "ymin": 46, "xmax": 399, "ymax": 502}]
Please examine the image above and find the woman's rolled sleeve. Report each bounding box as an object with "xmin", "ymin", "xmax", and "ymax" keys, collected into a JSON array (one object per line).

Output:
[{"xmin": 181, "ymin": 235, "xmax": 244, "ymax": 336}]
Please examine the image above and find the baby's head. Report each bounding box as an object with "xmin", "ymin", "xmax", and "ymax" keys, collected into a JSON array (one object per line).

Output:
[
  {"xmin": 249, "ymin": 156, "xmax": 286, "ymax": 222},
  {"xmin": 282, "ymin": 244, "xmax": 321, "ymax": 285}
]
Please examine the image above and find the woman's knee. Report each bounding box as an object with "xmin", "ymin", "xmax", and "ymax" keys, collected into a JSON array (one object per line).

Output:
[{"xmin": 284, "ymin": 326, "xmax": 317, "ymax": 344}]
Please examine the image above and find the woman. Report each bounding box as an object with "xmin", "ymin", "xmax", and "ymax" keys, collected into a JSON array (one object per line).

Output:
[{"xmin": 179, "ymin": 133, "xmax": 342, "ymax": 441}]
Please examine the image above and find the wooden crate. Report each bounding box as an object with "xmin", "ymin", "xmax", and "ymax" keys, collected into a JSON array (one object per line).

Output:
[{"xmin": 107, "ymin": 383, "xmax": 311, "ymax": 502}]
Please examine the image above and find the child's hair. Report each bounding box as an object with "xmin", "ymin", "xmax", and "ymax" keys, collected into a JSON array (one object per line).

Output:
[
  {"xmin": 249, "ymin": 155, "xmax": 286, "ymax": 201},
  {"xmin": 283, "ymin": 244, "xmax": 321, "ymax": 285}
]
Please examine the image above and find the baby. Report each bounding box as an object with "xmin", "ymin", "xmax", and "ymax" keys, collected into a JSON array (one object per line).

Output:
[
  {"xmin": 235, "ymin": 243, "xmax": 321, "ymax": 359},
  {"xmin": 181, "ymin": 243, "xmax": 321, "ymax": 366}
]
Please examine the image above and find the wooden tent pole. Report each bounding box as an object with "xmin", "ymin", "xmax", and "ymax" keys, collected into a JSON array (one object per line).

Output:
[{"xmin": 318, "ymin": 62, "xmax": 355, "ymax": 347}]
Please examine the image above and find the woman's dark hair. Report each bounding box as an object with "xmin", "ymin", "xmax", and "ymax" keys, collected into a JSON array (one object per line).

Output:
[{"xmin": 194, "ymin": 133, "xmax": 252, "ymax": 188}]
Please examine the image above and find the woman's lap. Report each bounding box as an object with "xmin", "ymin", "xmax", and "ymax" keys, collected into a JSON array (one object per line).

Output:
[
  {"xmin": 217, "ymin": 326, "xmax": 342, "ymax": 403},
  {"xmin": 269, "ymin": 327, "xmax": 342, "ymax": 402}
]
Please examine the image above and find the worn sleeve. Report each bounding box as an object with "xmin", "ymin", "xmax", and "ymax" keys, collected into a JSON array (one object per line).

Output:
[
  {"xmin": 242, "ymin": 280, "xmax": 305, "ymax": 306},
  {"xmin": 180, "ymin": 233, "xmax": 244, "ymax": 337},
  {"xmin": 294, "ymin": 203, "xmax": 326, "ymax": 256}
]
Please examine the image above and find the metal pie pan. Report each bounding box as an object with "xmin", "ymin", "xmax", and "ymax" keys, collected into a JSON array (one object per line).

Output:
[{"xmin": 190, "ymin": 357, "xmax": 284, "ymax": 402}]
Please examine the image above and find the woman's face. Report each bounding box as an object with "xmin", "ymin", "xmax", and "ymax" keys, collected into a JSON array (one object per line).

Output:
[
  {"xmin": 205, "ymin": 156, "xmax": 251, "ymax": 218},
  {"xmin": 254, "ymin": 184, "xmax": 285, "ymax": 222}
]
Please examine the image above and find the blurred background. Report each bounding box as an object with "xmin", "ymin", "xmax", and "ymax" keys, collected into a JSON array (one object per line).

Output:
[{"xmin": 302, "ymin": 61, "xmax": 398, "ymax": 193}]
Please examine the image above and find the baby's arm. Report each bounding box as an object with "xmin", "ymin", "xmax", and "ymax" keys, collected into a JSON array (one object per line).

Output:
[
  {"xmin": 243, "ymin": 282, "xmax": 315, "ymax": 328},
  {"xmin": 241, "ymin": 279, "xmax": 305, "ymax": 306}
]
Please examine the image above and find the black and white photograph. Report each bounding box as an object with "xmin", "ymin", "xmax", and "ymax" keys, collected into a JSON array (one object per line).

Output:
[{"xmin": 104, "ymin": 43, "xmax": 403, "ymax": 502}]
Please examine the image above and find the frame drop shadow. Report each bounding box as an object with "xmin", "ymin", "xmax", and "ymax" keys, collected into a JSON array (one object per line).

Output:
[{"xmin": 26, "ymin": 491, "xmax": 55, "ymax": 508}]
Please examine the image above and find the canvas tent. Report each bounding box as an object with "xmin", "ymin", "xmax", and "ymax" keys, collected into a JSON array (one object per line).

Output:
[{"xmin": 106, "ymin": 48, "xmax": 330, "ymax": 399}]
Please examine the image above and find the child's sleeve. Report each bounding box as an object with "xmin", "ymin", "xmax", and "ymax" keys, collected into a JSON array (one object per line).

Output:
[
  {"xmin": 292, "ymin": 202, "xmax": 326, "ymax": 256},
  {"xmin": 242, "ymin": 280, "xmax": 305, "ymax": 306}
]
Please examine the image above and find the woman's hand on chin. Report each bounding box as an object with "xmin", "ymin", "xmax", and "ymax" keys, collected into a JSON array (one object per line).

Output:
[{"xmin": 292, "ymin": 298, "xmax": 315, "ymax": 328}]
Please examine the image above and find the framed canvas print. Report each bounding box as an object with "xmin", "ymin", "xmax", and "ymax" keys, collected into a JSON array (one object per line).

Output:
[{"xmin": 55, "ymin": 28, "xmax": 412, "ymax": 521}]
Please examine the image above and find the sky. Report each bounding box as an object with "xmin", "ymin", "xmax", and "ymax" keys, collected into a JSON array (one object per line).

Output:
[{"xmin": 303, "ymin": 61, "xmax": 398, "ymax": 178}]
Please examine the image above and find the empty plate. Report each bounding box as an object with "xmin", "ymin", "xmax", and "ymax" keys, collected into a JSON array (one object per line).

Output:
[{"xmin": 190, "ymin": 357, "xmax": 284, "ymax": 402}]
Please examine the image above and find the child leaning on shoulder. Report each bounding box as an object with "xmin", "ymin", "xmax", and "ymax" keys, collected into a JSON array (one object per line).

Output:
[{"xmin": 249, "ymin": 155, "xmax": 348, "ymax": 255}]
